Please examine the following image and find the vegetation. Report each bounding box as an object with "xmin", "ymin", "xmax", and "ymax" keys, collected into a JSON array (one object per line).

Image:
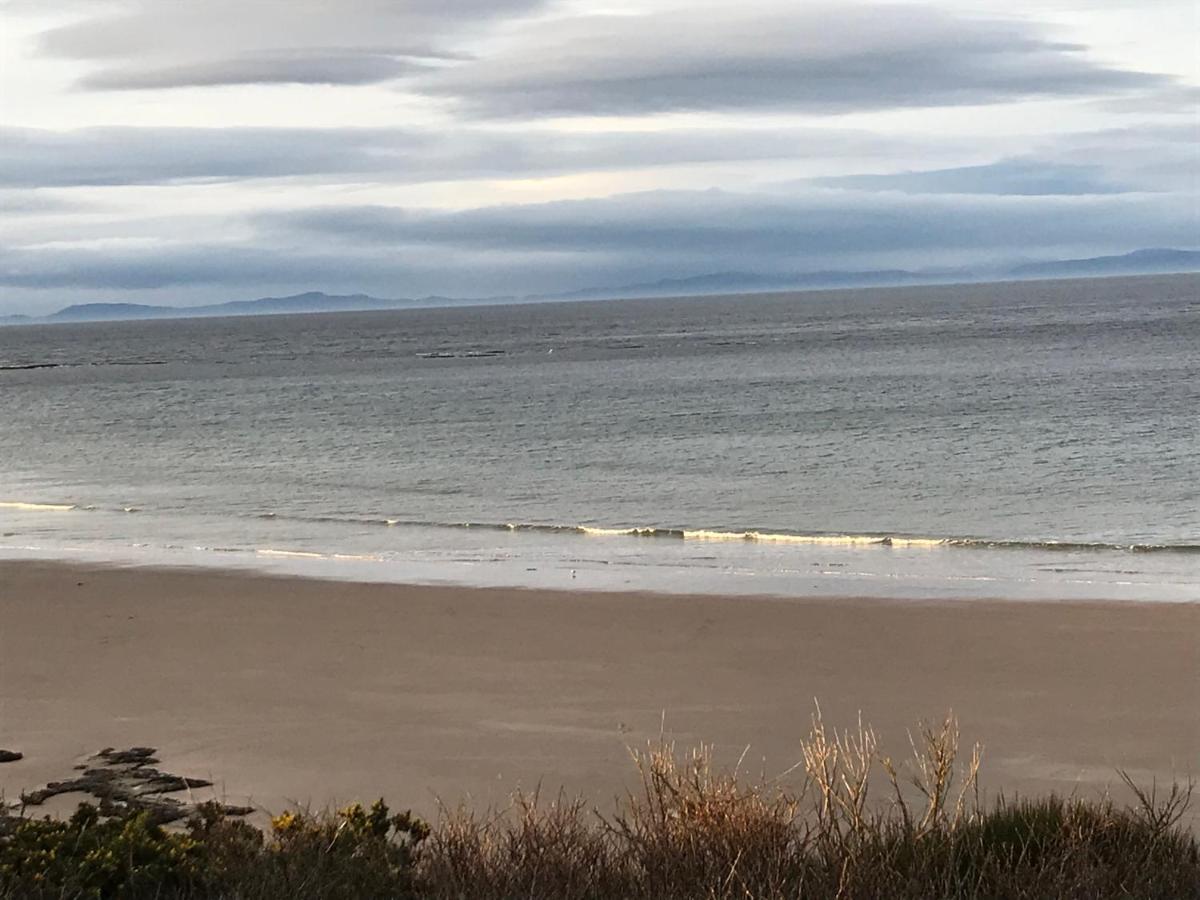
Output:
[{"xmin": 2, "ymin": 714, "xmax": 1196, "ymax": 899}]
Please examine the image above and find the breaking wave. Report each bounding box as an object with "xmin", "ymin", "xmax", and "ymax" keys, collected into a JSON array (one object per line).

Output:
[
  {"xmin": 4, "ymin": 500, "xmax": 1195, "ymax": 554},
  {"xmin": 0, "ymin": 500, "xmax": 77, "ymax": 512},
  {"xmin": 248, "ymin": 512, "xmax": 1200, "ymax": 554}
]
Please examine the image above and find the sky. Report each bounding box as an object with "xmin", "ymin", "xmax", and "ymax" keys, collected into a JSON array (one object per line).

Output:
[{"xmin": 1, "ymin": 0, "xmax": 1197, "ymax": 314}]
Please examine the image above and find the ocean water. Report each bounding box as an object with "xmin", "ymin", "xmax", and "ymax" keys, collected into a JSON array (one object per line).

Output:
[{"xmin": 1, "ymin": 274, "xmax": 1197, "ymax": 601}]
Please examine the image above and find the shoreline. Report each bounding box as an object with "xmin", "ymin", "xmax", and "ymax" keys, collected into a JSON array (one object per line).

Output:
[
  {"xmin": 8, "ymin": 546, "xmax": 1200, "ymax": 610},
  {"xmin": 3, "ymin": 537, "xmax": 1197, "ymax": 605},
  {"xmin": 2, "ymin": 559, "xmax": 1197, "ymax": 823}
]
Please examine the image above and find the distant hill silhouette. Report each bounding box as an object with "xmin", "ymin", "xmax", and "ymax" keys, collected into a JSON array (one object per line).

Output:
[
  {"xmin": 45, "ymin": 293, "xmax": 418, "ymax": 322},
  {"xmin": 47, "ymin": 303, "xmax": 175, "ymax": 321},
  {"xmin": 549, "ymin": 268, "xmax": 965, "ymax": 300},
  {"xmin": 1007, "ymin": 248, "xmax": 1200, "ymax": 278},
  {"xmin": 6, "ymin": 248, "xmax": 1197, "ymax": 325},
  {"xmin": 553, "ymin": 250, "xmax": 1198, "ymax": 300}
]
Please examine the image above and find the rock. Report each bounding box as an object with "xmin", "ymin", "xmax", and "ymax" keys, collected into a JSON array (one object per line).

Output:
[
  {"xmin": 0, "ymin": 750, "xmax": 22, "ymax": 763},
  {"xmin": 17, "ymin": 746, "xmax": 247, "ymax": 825},
  {"xmin": 98, "ymin": 746, "xmax": 158, "ymax": 765}
]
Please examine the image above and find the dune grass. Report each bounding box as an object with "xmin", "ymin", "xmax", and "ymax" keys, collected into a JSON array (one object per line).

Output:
[{"xmin": 2, "ymin": 711, "xmax": 1196, "ymax": 899}]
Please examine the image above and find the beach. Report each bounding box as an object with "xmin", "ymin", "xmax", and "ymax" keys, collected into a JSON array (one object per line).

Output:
[{"xmin": 2, "ymin": 559, "xmax": 1195, "ymax": 821}]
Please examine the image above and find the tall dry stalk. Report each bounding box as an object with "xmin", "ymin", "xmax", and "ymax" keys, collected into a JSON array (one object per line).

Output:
[
  {"xmin": 875, "ymin": 712, "xmax": 982, "ymax": 838},
  {"xmin": 799, "ymin": 704, "xmax": 877, "ymax": 843}
]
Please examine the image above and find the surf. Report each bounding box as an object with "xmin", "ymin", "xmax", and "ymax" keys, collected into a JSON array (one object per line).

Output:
[{"xmin": 0, "ymin": 500, "xmax": 77, "ymax": 512}]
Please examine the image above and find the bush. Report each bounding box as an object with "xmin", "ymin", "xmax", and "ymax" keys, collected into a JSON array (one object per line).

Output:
[
  {"xmin": 0, "ymin": 800, "xmax": 428, "ymax": 900},
  {"xmin": 2, "ymin": 714, "xmax": 1196, "ymax": 899},
  {"xmin": 0, "ymin": 803, "xmax": 206, "ymax": 899},
  {"xmin": 251, "ymin": 800, "xmax": 428, "ymax": 899}
]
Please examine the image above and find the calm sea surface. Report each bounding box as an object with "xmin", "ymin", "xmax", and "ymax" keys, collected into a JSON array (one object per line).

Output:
[{"xmin": 2, "ymin": 275, "xmax": 1197, "ymax": 600}]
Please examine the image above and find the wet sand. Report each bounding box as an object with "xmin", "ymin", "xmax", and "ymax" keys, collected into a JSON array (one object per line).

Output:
[{"xmin": 1, "ymin": 560, "xmax": 1196, "ymax": 820}]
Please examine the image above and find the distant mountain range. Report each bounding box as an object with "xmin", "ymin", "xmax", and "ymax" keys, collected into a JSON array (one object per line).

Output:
[
  {"xmin": 551, "ymin": 267, "xmax": 963, "ymax": 301},
  {"xmin": 5, "ymin": 292, "xmax": 498, "ymax": 324},
  {"xmin": 554, "ymin": 248, "xmax": 1199, "ymax": 300},
  {"xmin": 1005, "ymin": 248, "xmax": 1200, "ymax": 278},
  {"xmin": 3, "ymin": 248, "xmax": 1197, "ymax": 325}
]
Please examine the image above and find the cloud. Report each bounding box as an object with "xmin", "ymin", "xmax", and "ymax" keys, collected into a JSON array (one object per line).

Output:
[
  {"xmin": 4, "ymin": 187, "xmax": 1193, "ymax": 300},
  {"xmin": 812, "ymin": 159, "xmax": 1126, "ymax": 195},
  {"xmin": 0, "ymin": 127, "xmax": 422, "ymax": 186},
  {"xmin": 78, "ymin": 51, "xmax": 431, "ymax": 90},
  {"xmin": 803, "ymin": 122, "xmax": 1199, "ymax": 195},
  {"xmin": 423, "ymin": 4, "xmax": 1166, "ymax": 117},
  {"xmin": 1099, "ymin": 84, "xmax": 1200, "ymax": 114},
  {"xmin": 0, "ymin": 190, "xmax": 86, "ymax": 214},
  {"xmin": 35, "ymin": 1, "xmax": 1168, "ymax": 117},
  {"xmin": 1018, "ymin": 124, "xmax": 1200, "ymax": 194},
  {"xmin": 0, "ymin": 239, "xmax": 617, "ymax": 298},
  {"xmin": 38, "ymin": 0, "xmax": 542, "ymax": 90},
  {"xmin": 0, "ymin": 124, "xmax": 913, "ymax": 187},
  {"xmin": 259, "ymin": 189, "xmax": 1198, "ymax": 260}
]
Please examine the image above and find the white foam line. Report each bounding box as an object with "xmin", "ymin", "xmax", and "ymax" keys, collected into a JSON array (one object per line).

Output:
[
  {"xmin": 0, "ymin": 501, "xmax": 76, "ymax": 512},
  {"xmin": 257, "ymin": 548, "xmax": 325, "ymax": 559}
]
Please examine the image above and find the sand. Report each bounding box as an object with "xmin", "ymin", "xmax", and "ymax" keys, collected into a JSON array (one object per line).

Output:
[{"xmin": 1, "ymin": 560, "xmax": 1196, "ymax": 822}]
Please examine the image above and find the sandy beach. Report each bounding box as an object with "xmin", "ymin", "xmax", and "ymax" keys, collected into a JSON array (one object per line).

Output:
[{"xmin": 1, "ymin": 560, "xmax": 1196, "ymax": 821}]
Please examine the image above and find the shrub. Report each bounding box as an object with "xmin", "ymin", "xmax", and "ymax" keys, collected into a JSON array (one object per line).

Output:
[
  {"xmin": 0, "ymin": 803, "xmax": 206, "ymax": 899},
  {"xmin": 2, "ymin": 713, "xmax": 1196, "ymax": 899},
  {"xmin": 0, "ymin": 799, "xmax": 428, "ymax": 900},
  {"xmin": 252, "ymin": 800, "xmax": 428, "ymax": 899}
]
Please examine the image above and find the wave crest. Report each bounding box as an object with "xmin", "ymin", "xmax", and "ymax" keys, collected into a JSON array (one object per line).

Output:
[
  {"xmin": 6, "ymin": 499, "xmax": 1194, "ymax": 554},
  {"xmin": 263, "ymin": 514, "xmax": 1198, "ymax": 554},
  {"xmin": 0, "ymin": 500, "xmax": 77, "ymax": 512}
]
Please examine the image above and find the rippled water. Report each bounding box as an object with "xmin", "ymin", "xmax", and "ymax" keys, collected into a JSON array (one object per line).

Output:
[{"xmin": 2, "ymin": 274, "xmax": 1197, "ymax": 600}]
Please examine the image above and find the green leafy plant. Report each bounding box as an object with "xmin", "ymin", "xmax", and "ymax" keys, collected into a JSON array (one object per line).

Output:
[{"xmin": 0, "ymin": 803, "xmax": 205, "ymax": 899}]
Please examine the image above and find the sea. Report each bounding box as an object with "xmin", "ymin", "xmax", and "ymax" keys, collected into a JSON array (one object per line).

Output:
[{"xmin": 1, "ymin": 274, "xmax": 1197, "ymax": 602}]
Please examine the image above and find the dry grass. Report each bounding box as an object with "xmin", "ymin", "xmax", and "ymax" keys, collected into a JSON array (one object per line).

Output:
[{"xmin": 3, "ymin": 708, "xmax": 1197, "ymax": 899}]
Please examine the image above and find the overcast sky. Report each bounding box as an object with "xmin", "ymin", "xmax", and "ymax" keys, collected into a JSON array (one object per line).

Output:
[{"xmin": 1, "ymin": 0, "xmax": 1196, "ymax": 313}]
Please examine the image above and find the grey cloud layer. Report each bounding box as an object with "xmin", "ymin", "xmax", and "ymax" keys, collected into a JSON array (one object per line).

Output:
[
  {"xmin": 38, "ymin": 1, "xmax": 1165, "ymax": 117},
  {"xmin": 426, "ymin": 5, "xmax": 1164, "ymax": 117},
  {"xmin": 40, "ymin": 0, "xmax": 541, "ymax": 89},
  {"xmin": 0, "ymin": 125, "xmax": 903, "ymax": 187},
  {"xmin": 0, "ymin": 127, "xmax": 372, "ymax": 186},
  {"xmin": 5, "ymin": 188, "xmax": 1193, "ymax": 294},
  {"xmin": 79, "ymin": 52, "xmax": 430, "ymax": 90},
  {"xmin": 813, "ymin": 160, "xmax": 1125, "ymax": 195},
  {"xmin": 0, "ymin": 191, "xmax": 84, "ymax": 215},
  {"xmin": 264, "ymin": 190, "xmax": 1197, "ymax": 257},
  {"xmin": 0, "ymin": 240, "xmax": 612, "ymax": 295},
  {"xmin": 798, "ymin": 123, "xmax": 1200, "ymax": 195},
  {"xmin": 6, "ymin": 122, "xmax": 1190, "ymax": 192}
]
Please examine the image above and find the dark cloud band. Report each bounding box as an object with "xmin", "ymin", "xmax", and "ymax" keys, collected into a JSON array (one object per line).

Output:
[
  {"xmin": 424, "ymin": 6, "xmax": 1166, "ymax": 118},
  {"xmin": 3, "ymin": 188, "xmax": 1193, "ymax": 294},
  {"xmin": 261, "ymin": 190, "xmax": 1197, "ymax": 257}
]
